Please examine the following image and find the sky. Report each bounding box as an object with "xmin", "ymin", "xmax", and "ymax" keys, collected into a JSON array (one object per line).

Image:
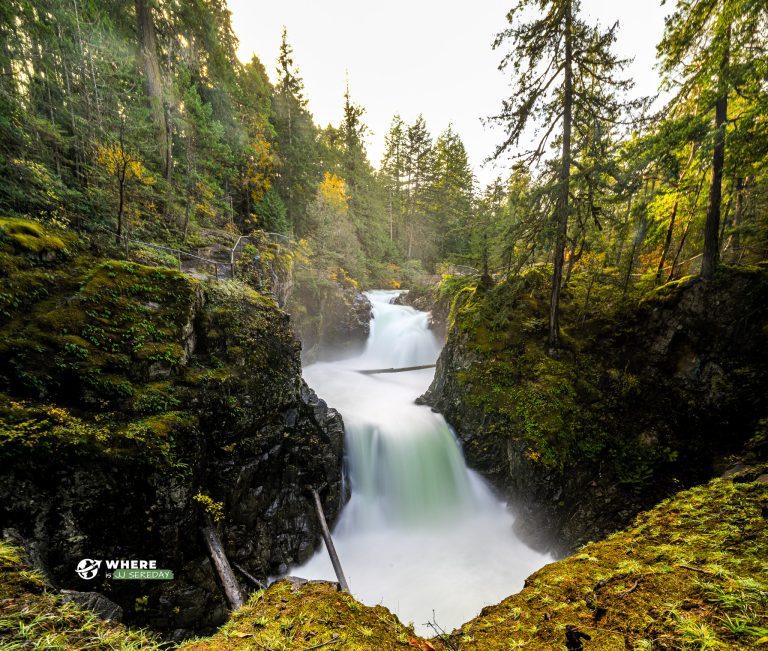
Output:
[{"xmin": 228, "ymin": 0, "xmax": 672, "ymax": 186}]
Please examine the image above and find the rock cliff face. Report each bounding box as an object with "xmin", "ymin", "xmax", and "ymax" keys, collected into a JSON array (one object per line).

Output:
[
  {"xmin": 394, "ymin": 283, "xmax": 450, "ymax": 338},
  {"xmin": 286, "ymin": 268, "xmax": 372, "ymax": 363},
  {"xmin": 0, "ymin": 220, "xmax": 345, "ymax": 637},
  {"xmin": 422, "ymin": 267, "xmax": 768, "ymax": 555}
]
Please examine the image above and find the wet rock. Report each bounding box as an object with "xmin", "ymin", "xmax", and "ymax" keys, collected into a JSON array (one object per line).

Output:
[
  {"xmin": 0, "ymin": 258, "xmax": 347, "ymax": 636},
  {"xmin": 423, "ymin": 268, "xmax": 768, "ymax": 556}
]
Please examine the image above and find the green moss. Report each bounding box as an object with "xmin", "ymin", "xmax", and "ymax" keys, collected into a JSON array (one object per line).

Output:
[
  {"xmin": 440, "ymin": 266, "xmax": 768, "ymax": 490},
  {"xmin": 0, "ymin": 217, "xmax": 68, "ymax": 255},
  {"xmin": 639, "ymin": 274, "xmax": 697, "ymax": 308},
  {"xmin": 180, "ymin": 580, "xmax": 423, "ymax": 651},
  {"xmin": 453, "ymin": 476, "xmax": 768, "ymax": 650},
  {"xmin": 0, "ymin": 540, "xmax": 164, "ymax": 650}
]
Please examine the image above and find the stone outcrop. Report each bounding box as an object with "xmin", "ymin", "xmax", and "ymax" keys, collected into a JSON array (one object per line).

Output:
[
  {"xmin": 0, "ymin": 221, "xmax": 346, "ymax": 637},
  {"xmin": 286, "ymin": 268, "xmax": 372, "ymax": 363},
  {"xmin": 422, "ymin": 267, "xmax": 768, "ymax": 555}
]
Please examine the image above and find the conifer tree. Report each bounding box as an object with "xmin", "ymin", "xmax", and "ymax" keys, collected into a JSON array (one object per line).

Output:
[
  {"xmin": 658, "ymin": 0, "xmax": 767, "ymax": 278},
  {"xmin": 493, "ymin": 0, "xmax": 635, "ymax": 347}
]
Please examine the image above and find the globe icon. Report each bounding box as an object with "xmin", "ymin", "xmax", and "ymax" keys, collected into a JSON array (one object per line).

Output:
[{"xmin": 75, "ymin": 558, "xmax": 101, "ymax": 580}]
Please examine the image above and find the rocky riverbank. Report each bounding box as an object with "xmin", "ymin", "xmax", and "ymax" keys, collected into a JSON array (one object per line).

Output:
[{"xmin": 421, "ymin": 266, "xmax": 768, "ymax": 555}]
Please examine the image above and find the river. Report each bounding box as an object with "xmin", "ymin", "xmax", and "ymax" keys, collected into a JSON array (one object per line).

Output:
[{"xmin": 296, "ymin": 290, "xmax": 551, "ymax": 634}]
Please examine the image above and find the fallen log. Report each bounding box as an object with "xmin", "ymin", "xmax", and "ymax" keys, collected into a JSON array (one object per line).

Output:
[
  {"xmin": 357, "ymin": 364, "xmax": 436, "ymax": 375},
  {"xmin": 233, "ymin": 562, "xmax": 267, "ymax": 591},
  {"xmin": 201, "ymin": 516, "xmax": 245, "ymax": 610},
  {"xmin": 310, "ymin": 489, "xmax": 350, "ymax": 593}
]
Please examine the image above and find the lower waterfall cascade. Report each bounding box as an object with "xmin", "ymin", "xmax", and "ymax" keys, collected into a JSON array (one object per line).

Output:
[{"xmin": 294, "ymin": 290, "xmax": 552, "ymax": 634}]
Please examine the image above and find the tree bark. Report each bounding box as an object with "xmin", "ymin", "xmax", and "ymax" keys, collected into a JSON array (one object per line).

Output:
[
  {"xmin": 656, "ymin": 198, "xmax": 678, "ymax": 284},
  {"xmin": 549, "ymin": 0, "xmax": 573, "ymax": 349},
  {"xmin": 701, "ymin": 26, "xmax": 729, "ymax": 279},
  {"xmin": 311, "ymin": 489, "xmax": 349, "ymax": 593},
  {"xmin": 201, "ymin": 517, "xmax": 245, "ymax": 610},
  {"xmin": 134, "ymin": 0, "xmax": 171, "ymax": 177}
]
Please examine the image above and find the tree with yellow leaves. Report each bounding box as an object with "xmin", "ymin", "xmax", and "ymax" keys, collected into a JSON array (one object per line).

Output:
[{"xmin": 96, "ymin": 118, "xmax": 155, "ymax": 243}]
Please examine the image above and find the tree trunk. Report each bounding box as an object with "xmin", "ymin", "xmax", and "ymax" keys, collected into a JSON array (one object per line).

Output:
[
  {"xmin": 311, "ymin": 489, "xmax": 349, "ymax": 592},
  {"xmin": 201, "ymin": 517, "xmax": 245, "ymax": 610},
  {"xmin": 730, "ymin": 176, "xmax": 745, "ymax": 257},
  {"xmin": 701, "ymin": 27, "xmax": 729, "ymax": 279},
  {"xmin": 134, "ymin": 0, "xmax": 170, "ymax": 176},
  {"xmin": 549, "ymin": 0, "xmax": 573, "ymax": 349},
  {"xmin": 655, "ymin": 198, "xmax": 678, "ymax": 284},
  {"xmin": 117, "ymin": 163, "xmax": 126, "ymax": 244}
]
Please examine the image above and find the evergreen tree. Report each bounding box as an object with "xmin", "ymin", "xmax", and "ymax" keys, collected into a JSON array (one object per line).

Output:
[
  {"xmin": 658, "ymin": 0, "xmax": 767, "ymax": 278},
  {"xmin": 430, "ymin": 125, "xmax": 475, "ymax": 262},
  {"xmin": 404, "ymin": 116, "xmax": 435, "ymax": 261},
  {"xmin": 271, "ymin": 28, "xmax": 319, "ymax": 236},
  {"xmin": 493, "ymin": 0, "xmax": 636, "ymax": 347},
  {"xmin": 380, "ymin": 115, "xmax": 408, "ymax": 246}
]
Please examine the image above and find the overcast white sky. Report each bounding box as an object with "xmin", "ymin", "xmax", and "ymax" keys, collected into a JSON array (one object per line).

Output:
[{"xmin": 228, "ymin": 0, "xmax": 672, "ymax": 186}]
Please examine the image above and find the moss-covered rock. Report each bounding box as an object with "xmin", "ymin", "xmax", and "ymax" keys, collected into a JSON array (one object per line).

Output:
[
  {"xmin": 423, "ymin": 267, "xmax": 768, "ymax": 554},
  {"xmin": 2, "ymin": 472, "xmax": 765, "ymax": 649},
  {"xmin": 181, "ymin": 580, "xmax": 424, "ymax": 651},
  {"xmin": 0, "ymin": 539, "xmax": 164, "ymax": 650},
  {"xmin": 452, "ymin": 473, "xmax": 768, "ymax": 650},
  {"xmin": 0, "ymin": 221, "xmax": 346, "ymax": 636},
  {"xmin": 286, "ymin": 266, "xmax": 371, "ymax": 363}
]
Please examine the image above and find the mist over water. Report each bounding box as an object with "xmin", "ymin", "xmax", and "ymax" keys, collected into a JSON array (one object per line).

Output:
[{"xmin": 295, "ymin": 290, "xmax": 551, "ymax": 634}]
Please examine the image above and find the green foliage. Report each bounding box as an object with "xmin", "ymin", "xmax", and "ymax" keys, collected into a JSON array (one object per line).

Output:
[
  {"xmin": 193, "ymin": 493, "xmax": 225, "ymax": 523},
  {"xmin": 0, "ymin": 540, "xmax": 164, "ymax": 650}
]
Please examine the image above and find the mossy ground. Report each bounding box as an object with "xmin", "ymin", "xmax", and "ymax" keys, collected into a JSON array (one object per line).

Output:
[
  {"xmin": 0, "ymin": 540, "xmax": 164, "ymax": 650},
  {"xmin": 453, "ymin": 474, "xmax": 768, "ymax": 650},
  {"xmin": 180, "ymin": 581, "xmax": 424, "ymax": 651}
]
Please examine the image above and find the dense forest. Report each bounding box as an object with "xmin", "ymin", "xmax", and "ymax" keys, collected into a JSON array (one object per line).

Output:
[{"xmin": 2, "ymin": 0, "xmax": 766, "ymax": 309}]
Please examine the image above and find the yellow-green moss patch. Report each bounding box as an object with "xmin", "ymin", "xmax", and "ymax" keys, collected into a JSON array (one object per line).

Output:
[
  {"xmin": 452, "ymin": 476, "xmax": 768, "ymax": 650},
  {"xmin": 0, "ymin": 540, "xmax": 164, "ymax": 650},
  {"xmin": 180, "ymin": 580, "xmax": 425, "ymax": 651}
]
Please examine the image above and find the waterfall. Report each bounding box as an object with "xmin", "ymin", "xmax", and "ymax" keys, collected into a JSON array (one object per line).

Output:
[{"xmin": 295, "ymin": 290, "xmax": 551, "ymax": 634}]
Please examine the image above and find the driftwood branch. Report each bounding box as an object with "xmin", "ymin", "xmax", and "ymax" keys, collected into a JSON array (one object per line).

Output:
[
  {"xmin": 233, "ymin": 562, "xmax": 267, "ymax": 591},
  {"xmin": 357, "ymin": 364, "xmax": 436, "ymax": 375},
  {"xmin": 201, "ymin": 516, "xmax": 245, "ymax": 610},
  {"xmin": 311, "ymin": 489, "xmax": 350, "ymax": 593},
  {"xmin": 677, "ymin": 564, "xmax": 715, "ymax": 576},
  {"xmin": 619, "ymin": 579, "xmax": 641, "ymax": 596}
]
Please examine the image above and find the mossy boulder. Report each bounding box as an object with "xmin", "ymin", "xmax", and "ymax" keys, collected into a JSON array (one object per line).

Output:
[
  {"xmin": 180, "ymin": 579, "xmax": 424, "ymax": 651},
  {"xmin": 0, "ymin": 221, "xmax": 346, "ymax": 636}
]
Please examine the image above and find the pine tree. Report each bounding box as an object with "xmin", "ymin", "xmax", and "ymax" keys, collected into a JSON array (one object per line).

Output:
[
  {"xmin": 404, "ymin": 116, "xmax": 435, "ymax": 260},
  {"xmin": 493, "ymin": 0, "xmax": 636, "ymax": 347},
  {"xmin": 658, "ymin": 0, "xmax": 767, "ymax": 278},
  {"xmin": 271, "ymin": 28, "xmax": 319, "ymax": 236},
  {"xmin": 380, "ymin": 115, "xmax": 408, "ymax": 245},
  {"xmin": 431, "ymin": 125, "xmax": 475, "ymax": 262}
]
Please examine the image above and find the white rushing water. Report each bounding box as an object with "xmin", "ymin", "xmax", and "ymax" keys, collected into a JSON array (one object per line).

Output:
[{"xmin": 295, "ymin": 290, "xmax": 551, "ymax": 634}]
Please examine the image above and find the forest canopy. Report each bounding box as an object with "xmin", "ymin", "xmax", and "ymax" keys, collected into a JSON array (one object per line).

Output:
[{"xmin": 0, "ymin": 0, "xmax": 766, "ymax": 322}]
